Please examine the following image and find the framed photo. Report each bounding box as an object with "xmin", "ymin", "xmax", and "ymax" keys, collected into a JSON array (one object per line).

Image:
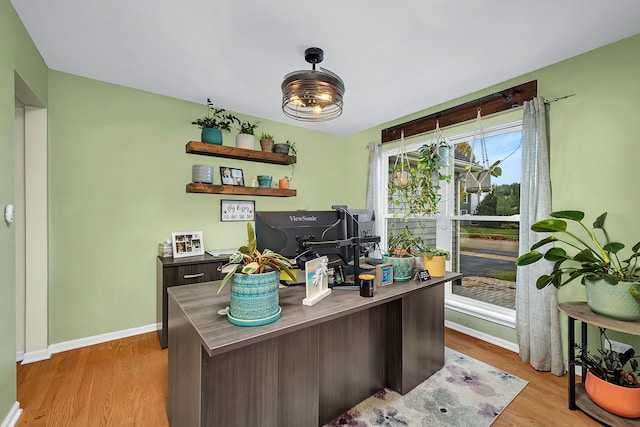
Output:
[
  {"xmin": 171, "ymin": 231, "xmax": 204, "ymax": 258},
  {"xmin": 220, "ymin": 167, "xmax": 244, "ymax": 186},
  {"xmin": 376, "ymin": 263, "xmax": 394, "ymax": 287},
  {"xmin": 221, "ymin": 200, "xmax": 255, "ymax": 222}
]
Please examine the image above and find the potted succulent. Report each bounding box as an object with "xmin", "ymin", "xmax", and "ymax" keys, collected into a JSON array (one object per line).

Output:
[
  {"xmin": 382, "ymin": 227, "xmax": 423, "ymax": 282},
  {"xmin": 235, "ymin": 120, "xmax": 260, "ymax": 150},
  {"xmin": 218, "ymin": 222, "xmax": 297, "ymax": 326},
  {"xmin": 574, "ymin": 329, "xmax": 640, "ymax": 418},
  {"xmin": 419, "ymin": 246, "xmax": 451, "ymax": 277},
  {"xmin": 388, "ymin": 140, "xmax": 451, "ymax": 220},
  {"xmin": 516, "ymin": 210, "xmax": 640, "ymax": 321},
  {"xmin": 191, "ymin": 98, "xmax": 237, "ymax": 145},
  {"xmin": 260, "ymin": 133, "xmax": 274, "ymax": 152}
]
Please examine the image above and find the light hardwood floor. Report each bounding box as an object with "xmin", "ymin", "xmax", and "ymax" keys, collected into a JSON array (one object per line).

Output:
[{"xmin": 16, "ymin": 328, "xmax": 601, "ymax": 426}]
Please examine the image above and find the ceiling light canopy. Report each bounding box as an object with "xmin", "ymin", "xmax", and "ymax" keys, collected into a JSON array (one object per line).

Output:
[{"xmin": 281, "ymin": 47, "xmax": 345, "ymax": 122}]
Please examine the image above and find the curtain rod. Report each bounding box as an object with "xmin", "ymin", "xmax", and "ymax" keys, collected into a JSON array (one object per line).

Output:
[{"xmin": 544, "ymin": 94, "xmax": 576, "ymax": 104}]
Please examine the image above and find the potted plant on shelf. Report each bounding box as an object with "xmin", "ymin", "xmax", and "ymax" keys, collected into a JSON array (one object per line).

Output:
[
  {"xmin": 218, "ymin": 222, "xmax": 297, "ymax": 326},
  {"xmin": 260, "ymin": 133, "xmax": 274, "ymax": 152},
  {"xmin": 383, "ymin": 227, "xmax": 423, "ymax": 282},
  {"xmin": 273, "ymin": 139, "xmax": 296, "ymax": 156},
  {"xmin": 418, "ymin": 246, "xmax": 450, "ymax": 277},
  {"xmin": 388, "ymin": 140, "xmax": 451, "ymax": 220},
  {"xmin": 235, "ymin": 120, "xmax": 260, "ymax": 150},
  {"xmin": 516, "ymin": 210, "xmax": 640, "ymax": 321},
  {"xmin": 191, "ymin": 98, "xmax": 237, "ymax": 145},
  {"xmin": 574, "ymin": 329, "xmax": 640, "ymax": 418}
]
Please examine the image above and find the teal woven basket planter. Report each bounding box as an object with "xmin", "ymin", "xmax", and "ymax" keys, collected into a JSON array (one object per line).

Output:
[
  {"xmin": 228, "ymin": 271, "xmax": 281, "ymax": 326},
  {"xmin": 382, "ymin": 255, "xmax": 415, "ymax": 282}
]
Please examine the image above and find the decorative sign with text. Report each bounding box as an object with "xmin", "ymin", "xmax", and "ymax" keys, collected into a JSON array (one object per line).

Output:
[
  {"xmin": 417, "ymin": 269, "xmax": 432, "ymax": 282},
  {"xmin": 220, "ymin": 200, "xmax": 255, "ymax": 222}
]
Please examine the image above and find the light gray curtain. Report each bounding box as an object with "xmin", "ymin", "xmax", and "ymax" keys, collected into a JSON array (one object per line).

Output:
[
  {"xmin": 366, "ymin": 142, "xmax": 383, "ymax": 257},
  {"xmin": 516, "ymin": 96, "xmax": 564, "ymax": 376}
]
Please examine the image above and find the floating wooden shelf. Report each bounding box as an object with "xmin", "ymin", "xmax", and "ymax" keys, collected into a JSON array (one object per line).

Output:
[
  {"xmin": 186, "ymin": 141, "xmax": 296, "ymax": 165},
  {"xmin": 186, "ymin": 183, "xmax": 296, "ymax": 197}
]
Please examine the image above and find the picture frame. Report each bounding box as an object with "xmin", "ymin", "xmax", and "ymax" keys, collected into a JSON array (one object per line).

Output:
[
  {"xmin": 220, "ymin": 167, "xmax": 244, "ymax": 186},
  {"xmin": 303, "ymin": 256, "xmax": 332, "ymax": 306},
  {"xmin": 221, "ymin": 200, "xmax": 255, "ymax": 222},
  {"xmin": 376, "ymin": 263, "xmax": 394, "ymax": 287},
  {"xmin": 171, "ymin": 231, "xmax": 204, "ymax": 258}
]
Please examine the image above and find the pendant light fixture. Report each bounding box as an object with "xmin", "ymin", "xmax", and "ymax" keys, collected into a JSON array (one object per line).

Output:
[{"xmin": 281, "ymin": 47, "xmax": 345, "ymax": 122}]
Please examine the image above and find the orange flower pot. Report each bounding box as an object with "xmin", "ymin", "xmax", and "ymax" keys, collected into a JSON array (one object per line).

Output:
[
  {"xmin": 584, "ymin": 371, "xmax": 640, "ymax": 418},
  {"xmin": 278, "ymin": 179, "xmax": 289, "ymax": 189}
]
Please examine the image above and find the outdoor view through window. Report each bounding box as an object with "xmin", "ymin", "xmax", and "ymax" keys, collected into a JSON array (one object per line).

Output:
[{"xmin": 451, "ymin": 129, "xmax": 521, "ymax": 310}]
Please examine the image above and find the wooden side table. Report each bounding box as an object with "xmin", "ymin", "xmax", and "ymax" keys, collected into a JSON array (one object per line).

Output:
[{"xmin": 559, "ymin": 302, "xmax": 640, "ymax": 427}]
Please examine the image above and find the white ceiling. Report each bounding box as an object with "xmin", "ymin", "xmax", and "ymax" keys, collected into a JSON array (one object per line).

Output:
[{"xmin": 11, "ymin": 0, "xmax": 640, "ymax": 136}]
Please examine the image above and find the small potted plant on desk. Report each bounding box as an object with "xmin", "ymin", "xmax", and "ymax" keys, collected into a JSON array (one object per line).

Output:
[
  {"xmin": 218, "ymin": 222, "xmax": 296, "ymax": 327},
  {"xmin": 383, "ymin": 227, "xmax": 423, "ymax": 282},
  {"xmin": 419, "ymin": 246, "xmax": 450, "ymax": 277},
  {"xmin": 235, "ymin": 120, "xmax": 260, "ymax": 150},
  {"xmin": 574, "ymin": 328, "xmax": 640, "ymax": 418},
  {"xmin": 191, "ymin": 98, "xmax": 237, "ymax": 145},
  {"xmin": 516, "ymin": 210, "xmax": 640, "ymax": 321}
]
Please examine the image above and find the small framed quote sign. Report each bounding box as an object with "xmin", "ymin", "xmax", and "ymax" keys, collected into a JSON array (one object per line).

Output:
[
  {"xmin": 303, "ymin": 256, "xmax": 332, "ymax": 306},
  {"xmin": 375, "ymin": 263, "xmax": 394, "ymax": 287},
  {"xmin": 221, "ymin": 200, "xmax": 255, "ymax": 222}
]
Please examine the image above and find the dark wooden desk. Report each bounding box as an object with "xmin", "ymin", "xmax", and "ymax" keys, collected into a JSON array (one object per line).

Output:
[{"xmin": 167, "ymin": 272, "xmax": 461, "ymax": 427}]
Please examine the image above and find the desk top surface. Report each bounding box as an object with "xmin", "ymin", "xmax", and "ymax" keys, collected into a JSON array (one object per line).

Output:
[{"xmin": 169, "ymin": 272, "xmax": 461, "ymax": 357}]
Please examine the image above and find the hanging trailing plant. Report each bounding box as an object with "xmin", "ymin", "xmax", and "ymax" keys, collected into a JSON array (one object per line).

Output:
[
  {"xmin": 464, "ymin": 108, "xmax": 503, "ymax": 194},
  {"xmin": 387, "ymin": 122, "xmax": 452, "ymax": 220}
]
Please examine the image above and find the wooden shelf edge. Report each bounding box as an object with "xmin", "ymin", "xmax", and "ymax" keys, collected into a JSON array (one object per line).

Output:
[
  {"xmin": 186, "ymin": 141, "xmax": 296, "ymax": 165},
  {"xmin": 575, "ymin": 383, "xmax": 640, "ymax": 426},
  {"xmin": 186, "ymin": 183, "xmax": 296, "ymax": 197}
]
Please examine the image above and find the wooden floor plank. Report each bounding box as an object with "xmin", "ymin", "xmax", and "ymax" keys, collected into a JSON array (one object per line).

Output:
[{"xmin": 16, "ymin": 328, "xmax": 602, "ymax": 426}]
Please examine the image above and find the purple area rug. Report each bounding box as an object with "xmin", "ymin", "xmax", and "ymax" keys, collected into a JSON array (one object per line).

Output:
[{"xmin": 324, "ymin": 348, "xmax": 527, "ymax": 427}]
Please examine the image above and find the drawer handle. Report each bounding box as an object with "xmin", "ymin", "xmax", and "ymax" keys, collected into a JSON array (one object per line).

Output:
[{"xmin": 183, "ymin": 273, "xmax": 205, "ymax": 279}]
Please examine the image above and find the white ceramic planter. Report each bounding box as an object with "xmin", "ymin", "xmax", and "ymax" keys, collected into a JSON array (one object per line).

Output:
[{"xmin": 236, "ymin": 133, "xmax": 255, "ymax": 150}]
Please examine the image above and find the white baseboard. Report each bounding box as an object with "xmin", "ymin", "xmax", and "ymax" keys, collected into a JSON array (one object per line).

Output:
[
  {"xmin": 1, "ymin": 402, "xmax": 22, "ymax": 427},
  {"xmin": 49, "ymin": 323, "xmax": 158, "ymax": 355},
  {"xmin": 445, "ymin": 320, "xmax": 520, "ymax": 353},
  {"xmin": 18, "ymin": 323, "xmax": 159, "ymax": 365},
  {"xmin": 20, "ymin": 348, "xmax": 52, "ymax": 365}
]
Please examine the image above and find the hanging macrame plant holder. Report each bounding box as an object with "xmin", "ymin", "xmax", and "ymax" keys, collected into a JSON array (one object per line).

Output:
[
  {"xmin": 391, "ymin": 130, "xmax": 410, "ymax": 188},
  {"xmin": 465, "ymin": 109, "xmax": 493, "ymax": 194}
]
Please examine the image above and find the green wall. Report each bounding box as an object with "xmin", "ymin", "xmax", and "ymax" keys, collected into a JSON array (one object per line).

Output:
[
  {"xmin": 0, "ymin": 0, "xmax": 48, "ymax": 420},
  {"xmin": 348, "ymin": 34, "xmax": 640, "ymax": 352},
  {"xmin": 47, "ymin": 71, "xmax": 368, "ymax": 343}
]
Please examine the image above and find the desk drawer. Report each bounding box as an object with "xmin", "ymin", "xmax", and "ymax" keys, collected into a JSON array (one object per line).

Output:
[{"xmin": 175, "ymin": 263, "xmax": 220, "ymax": 284}]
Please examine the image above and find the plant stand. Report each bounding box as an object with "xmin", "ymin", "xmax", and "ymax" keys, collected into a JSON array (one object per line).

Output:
[{"xmin": 559, "ymin": 301, "xmax": 640, "ymax": 426}]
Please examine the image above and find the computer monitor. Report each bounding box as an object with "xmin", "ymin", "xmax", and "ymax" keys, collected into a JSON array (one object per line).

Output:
[
  {"xmin": 331, "ymin": 206, "xmax": 377, "ymax": 256},
  {"xmin": 254, "ymin": 210, "xmax": 350, "ymax": 266}
]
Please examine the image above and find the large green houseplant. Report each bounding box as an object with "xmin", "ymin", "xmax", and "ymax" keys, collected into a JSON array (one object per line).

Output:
[
  {"xmin": 191, "ymin": 98, "xmax": 237, "ymax": 145},
  {"xmin": 516, "ymin": 210, "xmax": 640, "ymax": 320},
  {"xmin": 218, "ymin": 222, "xmax": 296, "ymax": 326},
  {"xmin": 388, "ymin": 141, "xmax": 451, "ymax": 220}
]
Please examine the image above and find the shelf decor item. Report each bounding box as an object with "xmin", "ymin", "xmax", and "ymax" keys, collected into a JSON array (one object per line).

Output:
[
  {"xmin": 236, "ymin": 120, "xmax": 259, "ymax": 150},
  {"xmin": 220, "ymin": 167, "xmax": 244, "ymax": 186},
  {"xmin": 260, "ymin": 133, "xmax": 274, "ymax": 152},
  {"xmin": 516, "ymin": 210, "xmax": 640, "ymax": 321},
  {"xmin": 191, "ymin": 98, "xmax": 237, "ymax": 145},
  {"xmin": 218, "ymin": 223, "xmax": 296, "ymax": 326},
  {"xmin": 171, "ymin": 231, "xmax": 205, "ymax": 259},
  {"xmin": 257, "ymin": 175, "xmax": 272, "ymax": 188},
  {"xmin": 575, "ymin": 328, "xmax": 640, "ymax": 418}
]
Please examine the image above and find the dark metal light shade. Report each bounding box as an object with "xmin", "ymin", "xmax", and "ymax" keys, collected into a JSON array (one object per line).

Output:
[{"xmin": 281, "ymin": 48, "xmax": 345, "ymax": 122}]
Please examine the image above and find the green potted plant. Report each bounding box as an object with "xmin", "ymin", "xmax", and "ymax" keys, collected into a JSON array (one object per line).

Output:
[
  {"xmin": 218, "ymin": 222, "xmax": 297, "ymax": 326},
  {"xmin": 574, "ymin": 329, "xmax": 640, "ymax": 418},
  {"xmin": 388, "ymin": 141, "xmax": 451, "ymax": 220},
  {"xmin": 418, "ymin": 246, "xmax": 450, "ymax": 277},
  {"xmin": 383, "ymin": 227, "xmax": 423, "ymax": 282},
  {"xmin": 516, "ymin": 210, "xmax": 640, "ymax": 320},
  {"xmin": 235, "ymin": 120, "xmax": 260, "ymax": 150},
  {"xmin": 191, "ymin": 98, "xmax": 237, "ymax": 145},
  {"xmin": 273, "ymin": 139, "xmax": 296, "ymax": 156},
  {"xmin": 260, "ymin": 132, "xmax": 274, "ymax": 152}
]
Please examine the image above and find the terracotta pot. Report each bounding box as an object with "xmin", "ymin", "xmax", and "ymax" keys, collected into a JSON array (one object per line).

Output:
[
  {"xmin": 278, "ymin": 179, "xmax": 289, "ymax": 189},
  {"xmin": 260, "ymin": 138, "xmax": 274, "ymax": 152},
  {"xmin": 584, "ymin": 370, "xmax": 640, "ymax": 418}
]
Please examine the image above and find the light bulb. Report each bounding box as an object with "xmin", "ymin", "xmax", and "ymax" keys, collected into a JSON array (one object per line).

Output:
[{"xmin": 313, "ymin": 105, "xmax": 323, "ymax": 115}]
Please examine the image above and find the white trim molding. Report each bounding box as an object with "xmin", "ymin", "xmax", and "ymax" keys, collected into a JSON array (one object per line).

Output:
[
  {"xmin": 17, "ymin": 323, "xmax": 159, "ymax": 364},
  {"xmin": 1, "ymin": 402, "xmax": 22, "ymax": 427},
  {"xmin": 445, "ymin": 320, "xmax": 519, "ymax": 353}
]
